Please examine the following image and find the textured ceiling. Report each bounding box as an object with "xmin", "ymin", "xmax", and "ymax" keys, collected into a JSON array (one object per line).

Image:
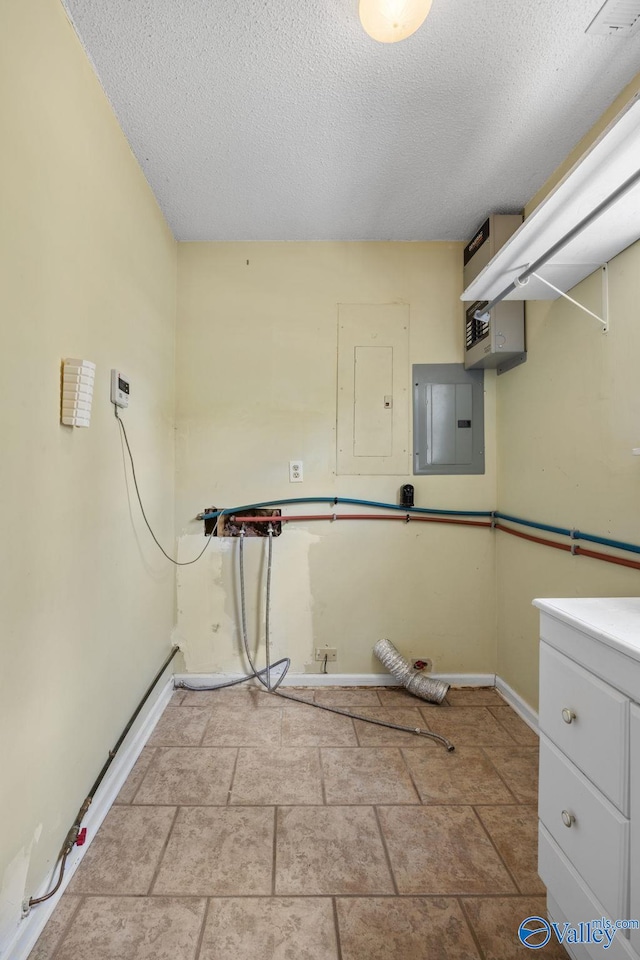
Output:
[{"xmin": 62, "ymin": 0, "xmax": 640, "ymax": 242}]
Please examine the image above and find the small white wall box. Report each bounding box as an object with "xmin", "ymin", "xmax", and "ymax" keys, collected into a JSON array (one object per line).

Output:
[
  {"xmin": 110, "ymin": 369, "xmax": 130, "ymax": 408},
  {"xmin": 61, "ymin": 359, "xmax": 95, "ymax": 427}
]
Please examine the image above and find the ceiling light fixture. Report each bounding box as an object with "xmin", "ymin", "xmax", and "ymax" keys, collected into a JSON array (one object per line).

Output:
[{"xmin": 359, "ymin": 0, "xmax": 433, "ymax": 42}]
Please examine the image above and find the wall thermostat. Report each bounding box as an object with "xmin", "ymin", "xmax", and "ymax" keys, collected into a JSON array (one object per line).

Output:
[{"xmin": 111, "ymin": 369, "xmax": 130, "ymax": 408}]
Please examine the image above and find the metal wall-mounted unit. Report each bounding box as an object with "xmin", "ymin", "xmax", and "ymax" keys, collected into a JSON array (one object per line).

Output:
[
  {"xmin": 463, "ymin": 214, "xmax": 526, "ymax": 375},
  {"xmin": 413, "ymin": 364, "xmax": 484, "ymax": 475}
]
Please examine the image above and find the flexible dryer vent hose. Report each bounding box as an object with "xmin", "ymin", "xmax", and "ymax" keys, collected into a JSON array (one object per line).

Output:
[{"xmin": 374, "ymin": 638, "xmax": 449, "ymax": 704}]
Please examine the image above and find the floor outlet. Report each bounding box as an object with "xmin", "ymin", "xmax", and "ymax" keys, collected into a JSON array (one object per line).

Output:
[{"xmin": 315, "ymin": 647, "xmax": 337, "ymax": 662}]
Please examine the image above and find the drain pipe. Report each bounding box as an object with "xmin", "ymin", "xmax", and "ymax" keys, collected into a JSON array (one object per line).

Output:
[{"xmin": 374, "ymin": 638, "xmax": 449, "ymax": 704}]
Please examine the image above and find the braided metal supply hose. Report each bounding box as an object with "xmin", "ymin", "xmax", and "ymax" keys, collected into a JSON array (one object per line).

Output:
[{"xmin": 374, "ymin": 638, "xmax": 449, "ymax": 704}]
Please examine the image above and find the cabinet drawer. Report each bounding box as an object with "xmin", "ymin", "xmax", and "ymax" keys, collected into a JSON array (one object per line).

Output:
[
  {"xmin": 539, "ymin": 642, "xmax": 629, "ymax": 812},
  {"xmin": 539, "ymin": 735, "xmax": 629, "ymax": 919},
  {"xmin": 540, "ymin": 826, "xmax": 638, "ymax": 960}
]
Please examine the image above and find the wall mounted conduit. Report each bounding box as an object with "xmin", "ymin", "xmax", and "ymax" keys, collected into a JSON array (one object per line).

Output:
[{"xmin": 199, "ymin": 498, "xmax": 640, "ymax": 572}]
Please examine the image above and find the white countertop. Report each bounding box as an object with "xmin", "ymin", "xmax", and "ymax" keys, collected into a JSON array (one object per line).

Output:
[{"xmin": 533, "ymin": 597, "xmax": 640, "ymax": 663}]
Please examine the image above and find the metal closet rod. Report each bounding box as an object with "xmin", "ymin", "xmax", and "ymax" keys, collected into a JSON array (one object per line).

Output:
[{"xmin": 476, "ymin": 165, "xmax": 640, "ymax": 318}]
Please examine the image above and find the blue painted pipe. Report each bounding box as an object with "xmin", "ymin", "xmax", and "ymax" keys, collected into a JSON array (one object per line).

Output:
[
  {"xmin": 495, "ymin": 512, "xmax": 640, "ymax": 557},
  {"xmin": 494, "ymin": 512, "xmax": 571, "ymax": 538},
  {"xmin": 201, "ymin": 496, "xmax": 492, "ymax": 521},
  {"xmin": 199, "ymin": 500, "xmax": 640, "ymax": 558}
]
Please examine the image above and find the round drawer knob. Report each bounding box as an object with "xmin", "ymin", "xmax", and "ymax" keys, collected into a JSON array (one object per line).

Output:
[
  {"xmin": 561, "ymin": 708, "xmax": 576, "ymax": 724},
  {"xmin": 561, "ymin": 810, "xmax": 575, "ymax": 828}
]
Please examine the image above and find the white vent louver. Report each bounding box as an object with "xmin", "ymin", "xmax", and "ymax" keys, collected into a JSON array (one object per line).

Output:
[
  {"xmin": 61, "ymin": 358, "xmax": 95, "ymax": 427},
  {"xmin": 586, "ymin": 0, "xmax": 640, "ymax": 36}
]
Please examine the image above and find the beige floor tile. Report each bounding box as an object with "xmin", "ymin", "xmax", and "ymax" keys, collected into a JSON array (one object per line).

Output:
[
  {"xmin": 169, "ymin": 689, "xmax": 186, "ymax": 705},
  {"xmin": 352, "ymin": 707, "xmax": 435, "ymax": 746},
  {"xmin": 461, "ymin": 896, "xmax": 568, "ymax": 959},
  {"xmin": 274, "ymin": 687, "xmax": 317, "ymax": 703},
  {"xmin": 377, "ymin": 806, "xmax": 517, "ymax": 895},
  {"xmin": 230, "ymin": 747, "xmax": 323, "ymax": 804},
  {"xmin": 153, "ymin": 806, "xmax": 274, "ymax": 895},
  {"xmin": 424, "ymin": 707, "xmax": 516, "ymax": 747},
  {"xmin": 314, "ymin": 689, "xmax": 382, "ymax": 707},
  {"xmin": 133, "ymin": 747, "xmax": 237, "ymax": 805},
  {"xmin": 201, "ymin": 704, "xmax": 282, "ymax": 746},
  {"xmin": 147, "ymin": 707, "xmax": 210, "ymax": 746},
  {"xmin": 275, "ymin": 805, "xmax": 394, "ymax": 895},
  {"xmin": 487, "ymin": 747, "xmax": 539, "ymax": 804},
  {"xmin": 28, "ymin": 895, "xmax": 82, "ymax": 960},
  {"xmin": 322, "ymin": 747, "xmax": 420, "ymax": 804},
  {"xmin": 181, "ymin": 685, "xmax": 282, "ymax": 708},
  {"xmin": 377, "ymin": 688, "xmax": 445, "ymax": 708},
  {"xmin": 115, "ymin": 748, "xmax": 157, "ymax": 804},
  {"xmin": 475, "ymin": 805, "xmax": 545, "ymax": 894},
  {"xmin": 66, "ymin": 806, "xmax": 176, "ymax": 895},
  {"xmin": 402, "ymin": 746, "xmax": 516, "ymax": 804},
  {"xmin": 488, "ymin": 706, "xmax": 540, "ymax": 745},
  {"xmin": 447, "ymin": 687, "xmax": 505, "ymax": 705},
  {"xmin": 336, "ymin": 897, "xmax": 481, "ymax": 960},
  {"xmin": 200, "ymin": 898, "xmax": 339, "ymax": 960},
  {"xmin": 281, "ymin": 705, "xmax": 357, "ymax": 746},
  {"xmin": 54, "ymin": 897, "xmax": 206, "ymax": 960}
]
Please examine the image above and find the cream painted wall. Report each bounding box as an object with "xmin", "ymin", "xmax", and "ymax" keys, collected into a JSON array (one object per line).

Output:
[
  {"xmin": 175, "ymin": 242, "xmax": 497, "ymax": 679},
  {"xmin": 496, "ymin": 73, "xmax": 640, "ymax": 710},
  {"xmin": 0, "ymin": 0, "xmax": 177, "ymax": 944}
]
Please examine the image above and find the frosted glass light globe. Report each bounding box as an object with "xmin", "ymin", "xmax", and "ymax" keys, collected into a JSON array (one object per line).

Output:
[{"xmin": 359, "ymin": 0, "xmax": 433, "ymax": 42}]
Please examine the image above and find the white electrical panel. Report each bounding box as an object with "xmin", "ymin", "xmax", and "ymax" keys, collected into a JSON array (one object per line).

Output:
[
  {"xmin": 111, "ymin": 369, "xmax": 130, "ymax": 408},
  {"xmin": 61, "ymin": 358, "xmax": 95, "ymax": 427}
]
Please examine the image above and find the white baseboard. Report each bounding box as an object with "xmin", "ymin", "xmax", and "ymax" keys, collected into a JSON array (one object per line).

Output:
[
  {"xmin": 173, "ymin": 671, "xmax": 498, "ymax": 688},
  {"xmin": 6, "ymin": 678, "xmax": 174, "ymax": 960},
  {"xmin": 495, "ymin": 675, "xmax": 539, "ymax": 733}
]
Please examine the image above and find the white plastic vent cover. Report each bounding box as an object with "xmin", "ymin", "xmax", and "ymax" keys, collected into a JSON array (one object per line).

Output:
[
  {"xmin": 61, "ymin": 358, "xmax": 95, "ymax": 427},
  {"xmin": 586, "ymin": 0, "xmax": 640, "ymax": 35}
]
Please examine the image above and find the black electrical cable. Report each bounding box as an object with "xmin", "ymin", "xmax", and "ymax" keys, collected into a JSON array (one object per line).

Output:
[
  {"xmin": 115, "ymin": 408, "xmax": 215, "ymax": 565},
  {"xmin": 29, "ymin": 645, "xmax": 180, "ymax": 908}
]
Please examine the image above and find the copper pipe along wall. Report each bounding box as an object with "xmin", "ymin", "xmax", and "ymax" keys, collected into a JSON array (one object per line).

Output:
[
  {"xmin": 222, "ymin": 514, "xmax": 640, "ymax": 571},
  {"xmin": 493, "ymin": 523, "xmax": 572, "ymax": 554},
  {"xmin": 495, "ymin": 523, "xmax": 640, "ymax": 572},
  {"xmin": 228, "ymin": 514, "xmax": 492, "ymax": 528}
]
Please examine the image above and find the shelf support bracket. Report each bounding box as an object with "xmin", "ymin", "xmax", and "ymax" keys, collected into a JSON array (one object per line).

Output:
[{"xmin": 522, "ymin": 267, "xmax": 609, "ymax": 333}]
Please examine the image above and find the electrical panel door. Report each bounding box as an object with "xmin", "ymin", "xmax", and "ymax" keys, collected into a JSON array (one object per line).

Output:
[{"xmin": 413, "ymin": 364, "xmax": 484, "ymax": 475}]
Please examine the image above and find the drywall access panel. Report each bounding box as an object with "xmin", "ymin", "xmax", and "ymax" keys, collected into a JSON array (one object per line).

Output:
[
  {"xmin": 413, "ymin": 364, "xmax": 484, "ymax": 475},
  {"xmin": 337, "ymin": 304, "xmax": 410, "ymax": 475}
]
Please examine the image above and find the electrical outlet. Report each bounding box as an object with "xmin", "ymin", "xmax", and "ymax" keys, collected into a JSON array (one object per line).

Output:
[
  {"xmin": 315, "ymin": 647, "xmax": 337, "ymax": 662},
  {"xmin": 289, "ymin": 460, "xmax": 303, "ymax": 482}
]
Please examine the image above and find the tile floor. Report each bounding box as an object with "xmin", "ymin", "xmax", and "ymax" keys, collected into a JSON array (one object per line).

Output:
[{"xmin": 29, "ymin": 685, "xmax": 566, "ymax": 960}]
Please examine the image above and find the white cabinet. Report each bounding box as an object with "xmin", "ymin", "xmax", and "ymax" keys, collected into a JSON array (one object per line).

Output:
[
  {"xmin": 535, "ymin": 598, "xmax": 640, "ymax": 960},
  {"xmin": 631, "ymin": 704, "xmax": 640, "ymax": 957}
]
